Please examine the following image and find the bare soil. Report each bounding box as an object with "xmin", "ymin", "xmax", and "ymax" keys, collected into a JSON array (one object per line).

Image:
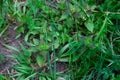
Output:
[{"xmin": 0, "ymin": 25, "xmax": 25, "ymax": 73}]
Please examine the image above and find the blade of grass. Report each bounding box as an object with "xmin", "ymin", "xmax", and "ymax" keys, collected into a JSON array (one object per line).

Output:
[
  {"xmin": 52, "ymin": 23, "xmax": 56, "ymax": 80},
  {"xmin": 3, "ymin": 44, "xmax": 20, "ymax": 53},
  {"xmin": 95, "ymin": 15, "xmax": 108, "ymax": 40},
  {"xmin": 0, "ymin": 25, "xmax": 8, "ymax": 38},
  {"xmin": 48, "ymin": 0, "xmax": 56, "ymax": 79}
]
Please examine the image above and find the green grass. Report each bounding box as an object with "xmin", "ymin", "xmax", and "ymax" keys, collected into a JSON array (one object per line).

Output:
[{"xmin": 0, "ymin": 0, "xmax": 120, "ymax": 80}]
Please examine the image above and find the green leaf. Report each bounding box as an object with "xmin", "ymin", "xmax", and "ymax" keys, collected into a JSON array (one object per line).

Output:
[
  {"xmin": 33, "ymin": 38, "xmax": 40, "ymax": 45},
  {"xmin": 58, "ymin": 57, "xmax": 69, "ymax": 62},
  {"xmin": 3, "ymin": 44, "xmax": 20, "ymax": 53},
  {"xmin": 59, "ymin": 14, "xmax": 68, "ymax": 21},
  {"xmin": 54, "ymin": 40, "xmax": 60, "ymax": 49},
  {"xmin": 39, "ymin": 76, "xmax": 46, "ymax": 80},
  {"xmin": 58, "ymin": 2, "xmax": 66, "ymax": 9},
  {"xmin": 36, "ymin": 55, "xmax": 45, "ymax": 67},
  {"xmin": 0, "ymin": 25, "xmax": 8, "ymax": 37},
  {"xmin": 84, "ymin": 19, "xmax": 94, "ymax": 32},
  {"xmin": 62, "ymin": 41, "xmax": 82, "ymax": 57},
  {"xmin": 59, "ymin": 43, "xmax": 69, "ymax": 56},
  {"xmin": 58, "ymin": 24, "xmax": 63, "ymax": 31},
  {"xmin": 15, "ymin": 65, "xmax": 32, "ymax": 74},
  {"xmin": 25, "ymin": 73, "xmax": 37, "ymax": 80},
  {"xmin": 38, "ymin": 42, "xmax": 49, "ymax": 51},
  {"xmin": 41, "ymin": 21, "xmax": 47, "ymax": 33},
  {"xmin": 24, "ymin": 32, "xmax": 35, "ymax": 46},
  {"xmin": 70, "ymin": 4, "xmax": 76, "ymax": 13},
  {"xmin": 61, "ymin": 33, "xmax": 69, "ymax": 44},
  {"xmin": 15, "ymin": 34, "xmax": 21, "ymax": 39},
  {"xmin": 17, "ymin": 26, "xmax": 25, "ymax": 33}
]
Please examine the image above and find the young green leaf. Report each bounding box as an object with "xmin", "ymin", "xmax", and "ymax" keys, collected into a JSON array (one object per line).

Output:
[
  {"xmin": 33, "ymin": 38, "xmax": 40, "ymax": 45},
  {"xmin": 59, "ymin": 14, "xmax": 68, "ymax": 21},
  {"xmin": 58, "ymin": 24, "xmax": 63, "ymax": 31},
  {"xmin": 84, "ymin": 19, "xmax": 94, "ymax": 32},
  {"xmin": 38, "ymin": 42, "xmax": 49, "ymax": 51},
  {"xmin": 36, "ymin": 55, "xmax": 45, "ymax": 67}
]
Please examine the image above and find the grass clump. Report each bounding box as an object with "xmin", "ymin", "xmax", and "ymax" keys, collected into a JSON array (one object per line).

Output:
[{"xmin": 0, "ymin": 0, "xmax": 120, "ymax": 80}]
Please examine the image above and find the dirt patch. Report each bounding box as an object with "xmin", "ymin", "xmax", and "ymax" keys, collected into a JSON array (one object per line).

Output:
[{"xmin": 0, "ymin": 25, "xmax": 25, "ymax": 73}]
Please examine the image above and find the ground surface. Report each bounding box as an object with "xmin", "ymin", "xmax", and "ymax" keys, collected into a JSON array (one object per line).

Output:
[
  {"xmin": 0, "ymin": 25, "xmax": 25, "ymax": 73},
  {"xmin": 0, "ymin": 25, "xmax": 67, "ymax": 74}
]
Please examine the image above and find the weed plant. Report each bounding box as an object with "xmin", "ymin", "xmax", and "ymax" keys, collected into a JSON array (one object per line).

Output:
[{"xmin": 0, "ymin": 0, "xmax": 120, "ymax": 80}]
